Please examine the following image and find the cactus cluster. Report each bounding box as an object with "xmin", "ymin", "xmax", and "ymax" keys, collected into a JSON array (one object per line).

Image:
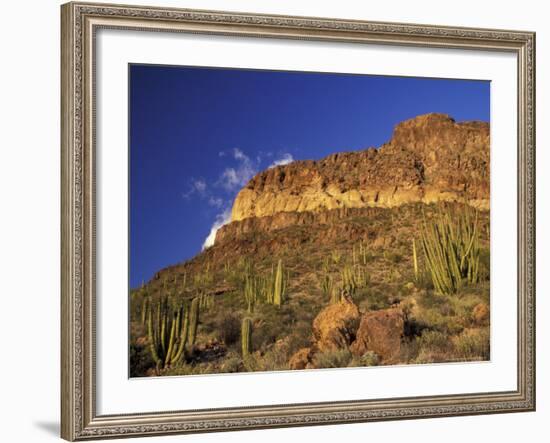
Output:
[
  {"xmin": 340, "ymin": 263, "xmax": 357, "ymax": 297},
  {"xmin": 243, "ymin": 274, "xmax": 260, "ymax": 313},
  {"xmin": 198, "ymin": 292, "xmax": 214, "ymax": 310},
  {"xmin": 330, "ymin": 250, "xmax": 342, "ymax": 264},
  {"xmin": 420, "ymin": 205, "xmax": 481, "ymax": 295},
  {"xmin": 340, "ymin": 263, "xmax": 368, "ymax": 298},
  {"xmin": 352, "ymin": 240, "xmax": 369, "ymax": 266},
  {"xmin": 320, "ymin": 245, "xmax": 370, "ymax": 304},
  {"xmin": 240, "ymin": 259, "xmax": 288, "ymax": 310},
  {"xmin": 146, "ymin": 295, "xmax": 200, "ymax": 369},
  {"xmin": 319, "ymin": 257, "xmax": 334, "ymax": 300},
  {"xmin": 193, "ymin": 264, "xmax": 213, "ymax": 287}
]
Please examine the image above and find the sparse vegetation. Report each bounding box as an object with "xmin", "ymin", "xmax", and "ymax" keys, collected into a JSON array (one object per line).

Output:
[{"xmin": 130, "ymin": 202, "xmax": 490, "ymax": 376}]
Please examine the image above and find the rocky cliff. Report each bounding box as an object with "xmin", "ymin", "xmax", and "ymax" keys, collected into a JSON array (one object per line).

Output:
[{"xmin": 229, "ymin": 113, "xmax": 489, "ymax": 225}]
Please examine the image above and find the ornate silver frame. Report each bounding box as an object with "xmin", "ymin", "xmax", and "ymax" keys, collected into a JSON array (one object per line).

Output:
[{"xmin": 61, "ymin": 2, "xmax": 536, "ymax": 440}]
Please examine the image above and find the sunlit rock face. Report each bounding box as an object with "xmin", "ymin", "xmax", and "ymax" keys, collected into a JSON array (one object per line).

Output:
[{"xmin": 229, "ymin": 113, "xmax": 489, "ymax": 225}]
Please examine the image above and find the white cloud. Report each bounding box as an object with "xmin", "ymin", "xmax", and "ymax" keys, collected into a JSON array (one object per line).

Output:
[
  {"xmin": 194, "ymin": 180, "xmax": 206, "ymax": 193},
  {"xmin": 268, "ymin": 153, "xmax": 294, "ymax": 169},
  {"xmin": 182, "ymin": 179, "xmax": 207, "ymax": 198},
  {"xmin": 233, "ymin": 148, "xmax": 246, "ymax": 160},
  {"xmin": 218, "ymin": 148, "xmax": 258, "ymax": 191},
  {"xmin": 202, "ymin": 207, "xmax": 232, "ymax": 249},
  {"xmin": 208, "ymin": 196, "xmax": 223, "ymax": 208}
]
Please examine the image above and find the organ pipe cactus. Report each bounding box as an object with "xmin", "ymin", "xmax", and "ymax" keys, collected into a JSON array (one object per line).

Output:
[
  {"xmin": 420, "ymin": 205, "xmax": 480, "ymax": 295},
  {"xmin": 340, "ymin": 263, "xmax": 357, "ymax": 297},
  {"xmin": 146, "ymin": 296, "xmax": 190, "ymax": 369},
  {"xmin": 320, "ymin": 273, "xmax": 333, "ymax": 300}
]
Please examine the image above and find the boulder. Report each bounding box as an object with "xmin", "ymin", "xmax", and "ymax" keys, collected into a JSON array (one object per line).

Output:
[
  {"xmin": 288, "ymin": 347, "xmax": 313, "ymax": 370},
  {"xmin": 350, "ymin": 308, "xmax": 405, "ymax": 364},
  {"xmin": 312, "ymin": 297, "xmax": 361, "ymax": 353}
]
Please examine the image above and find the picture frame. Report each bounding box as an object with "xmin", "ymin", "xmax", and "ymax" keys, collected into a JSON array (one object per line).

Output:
[{"xmin": 61, "ymin": 1, "xmax": 536, "ymax": 440}]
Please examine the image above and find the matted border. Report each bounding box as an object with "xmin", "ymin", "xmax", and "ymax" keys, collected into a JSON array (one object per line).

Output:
[{"xmin": 61, "ymin": 2, "xmax": 535, "ymax": 440}]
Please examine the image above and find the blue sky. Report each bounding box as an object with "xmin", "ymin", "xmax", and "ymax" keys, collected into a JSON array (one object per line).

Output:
[{"xmin": 129, "ymin": 64, "xmax": 490, "ymax": 288}]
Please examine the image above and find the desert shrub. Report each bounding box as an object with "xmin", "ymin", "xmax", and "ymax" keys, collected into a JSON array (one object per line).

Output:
[
  {"xmin": 252, "ymin": 321, "xmax": 283, "ymax": 351},
  {"xmin": 216, "ymin": 313, "xmax": 241, "ymax": 346},
  {"xmin": 364, "ymin": 288, "xmax": 392, "ymax": 311},
  {"xmin": 384, "ymin": 251, "xmax": 403, "ymax": 264},
  {"xmin": 416, "ymin": 308, "xmax": 464, "ymax": 336},
  {"xmin": 454, "ymin": 328, "xmax": 490, "ymax": 361},
  {"xmin": 350, "ymin": 351, "xmax": 380, "ymax": 367},
  {"xmin": 400, "ymin": 337, "xmax": 421, "ymax": 363},
  {"xmin": 251, "ymin": 305, "xmax": 297, "ymax": 351},
  {"xmin": 286, "ymin": 322, "xmax": 313, "ymax": 356},
  {"xmin": 252, "ymin": 346, "xmax": 292, "ymax": 372},
  {"xmin": 413, "ymin": 330, "xmax": 455, "ymax": 364},
  {"xmin": 220, "ymin": 354, "xmax": 242, "ymax": 373},
  {"xmin": 312, "ymin": 348, "xmax": 353, "ymax": 369},
  {"xmin": 129, "ymin": 341, "xmax": 155, "ymax": 377},
  {"xmin": 418, "ymin": 330, "xmax": 452, "ymax": 352}
]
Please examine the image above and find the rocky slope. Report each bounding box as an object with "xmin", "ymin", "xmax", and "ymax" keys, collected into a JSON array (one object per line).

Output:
[
  {"xmin": 130, "ymin": 113, "xmax": 491, "ymax": 377},
  {"xmin": 227, "ymin": 113, "xmax": 489, "ymax": 227}
]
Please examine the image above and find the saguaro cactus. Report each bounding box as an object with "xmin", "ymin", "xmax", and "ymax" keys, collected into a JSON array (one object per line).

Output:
[
  {"xmin": 243, "ymin": 275, "xmax": 259, "ymax": 313},
  {"xmin": 273, "ymin": 259, "xmax": 285, "ymax": 307},
  {"xmin": 412, "ymin": 238, "xmax": 419, "ymax": 282},
  {"xmin": 140, "ymin": 297, "xmax": 149, "ymax": 326},
  {"xmin": 241, "ymin": 317, "xmax": 252, "ymax": 357}
]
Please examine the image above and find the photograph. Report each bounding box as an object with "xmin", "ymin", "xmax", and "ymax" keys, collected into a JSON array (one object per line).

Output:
[{"xmin": 129, "ymin": 65, "xmax": 491, "ymax": 377}]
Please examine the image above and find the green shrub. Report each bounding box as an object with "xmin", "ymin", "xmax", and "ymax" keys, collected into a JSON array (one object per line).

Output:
[
  {"xmin": 352, "ymin": 351, "xmax": 380, "ymax": 367},
  {"xmin": 312, "ymin": 348, "xmax": 353, "ymax": 369},
  {"xmin": 216, "ymin": 313, "xmax": 241, "ymax": 346}
]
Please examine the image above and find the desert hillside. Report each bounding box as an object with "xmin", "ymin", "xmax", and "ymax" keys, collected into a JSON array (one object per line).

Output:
[{"xmin": 130, "ymin": 113, "xmax": 491, "ymax": 377}]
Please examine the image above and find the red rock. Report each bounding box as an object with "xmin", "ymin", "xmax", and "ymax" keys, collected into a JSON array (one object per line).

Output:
[
  {"xmin": 312, "ymin": 297, "xmax": 361, "ymax": 353},
  {"xmin": 288, "ymin": 347, "xmax": 313, "ymax": 370},
  {"xmin": 350, "ymin": 308, "xmax": 405, "ymax": 364}
]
